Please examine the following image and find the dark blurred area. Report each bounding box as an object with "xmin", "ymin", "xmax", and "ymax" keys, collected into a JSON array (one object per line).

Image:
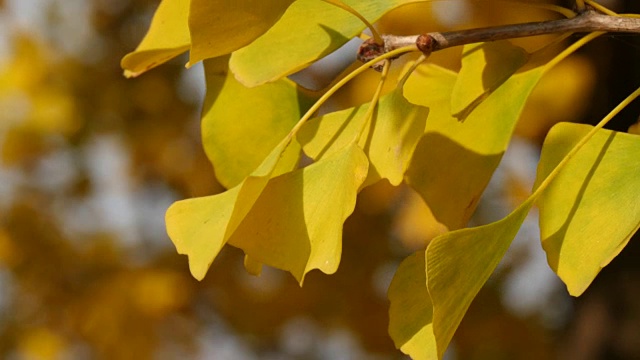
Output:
[{"xmin": 0, "ymin": 0, "xmax": 638, "ymax": 359}]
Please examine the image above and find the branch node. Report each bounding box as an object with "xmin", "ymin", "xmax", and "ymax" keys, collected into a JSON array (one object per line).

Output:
[{"xmin": 416, "ymin": 34, "xmax": 436, "ymax": 55}]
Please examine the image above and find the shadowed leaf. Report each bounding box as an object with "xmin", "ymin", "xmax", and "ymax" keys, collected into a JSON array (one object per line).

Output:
[
  {"xmin": 166, "ymin": 140, "xmax": 291, "ymax": 280},
  {"xmin": 535, "ymin": 123, "xmax": 640, "ymax": 296},
  {"xmin": 404, "ymin": 58, "xmax": 544, "ymax": 230},
  {"xmin": 188, "ymin": 0, "xmax": 295, "ymax": 66},
  {"xmin": 388, "ymin": 251, "xmax": 437, "ymax": 359},
  {"xmin": 299, "ymin": 88, "xmax": 428, "ymax": 186},
  {"xmin": 451, "ymin": 41, "xmax": 529, "ymax": 117},
  {"xmin": 230, "ymin": 0, "xmax": 432, "ymax": 86},
  {"xmin": 202, "ymin": 57, "xmax": 311, "ymax": 189},
  {"xmin": 228, "ymin": 143, "xmax": 368, "ymax": 283}
]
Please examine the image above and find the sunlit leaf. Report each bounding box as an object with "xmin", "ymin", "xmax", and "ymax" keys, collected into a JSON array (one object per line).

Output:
[
  {"xmin": 299, "ymin": 87, "xmax": 427, "ymax": 186},
  {"xmin": 450, "ymin": 41, "xmax": 529, "ymax": 117},
  {"xmin": 228, "ymin": 143, "xmax": 368, "ymax": 283},
  {"xmin": 427, "ymin": 198, "xmax": 535, "ymax": 358},
  {"xmin": 388, "ymin": 251, "xmax": 437, "ymax": 359},
  {"xmin": 188, "ymin": 0, "xmax": 295, "ymax": 66},
  {"xmin": 388, "ymin": 196, "xmax": 536, "ymax": 359},
  {"xmin": 535, "ymin": 123, "xmax": 640, "ymax": 296},
  {"xmin": 121, "ymin": 0, "xmax": 190, "ymax": 78},
  {"xmin": 166, "ymin": 140, "xmax": 291, "ymax": 280},
  {"xmin": 202, "ymin": 57, "xmax": 311, "ymax": 189},
  {"xmin": 404, "ymin": 59, "xmax": 544, "ymax": 230},
  {"xmin": 230, "ymin": 0, "xmax": 430, "ymax": 86}
]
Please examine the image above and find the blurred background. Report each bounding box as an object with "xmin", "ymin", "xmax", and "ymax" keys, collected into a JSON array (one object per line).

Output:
[{"xmin": 0, "ymin": 0, "xmax": 639, "ymax": 359}]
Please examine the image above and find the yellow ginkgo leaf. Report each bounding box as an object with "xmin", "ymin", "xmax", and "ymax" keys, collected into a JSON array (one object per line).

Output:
[
  {"xmin": 230, "ymin": 0, "xmax": 432, "ymax": 87},
  {"xmin": 404, "ymin": 58, "xmax": 545, "ymax": 230},
  {"xmin": 535, "ymin": 123, "xmax": 640, "ymax": 296},
  {"xmin": 166, "ymin": 139, "xmax": 291, "ymax": 280},
  {"xmin": 121, "ymin": 0, "xmax": 190, "ymax": 78},
  {"xmin": 450, "ymin": 41, "xmax": 529, "ymax": 118},
  {"xmin": 299, "ymin": 87, "xmax": 428, "ymax": 187},
  {"xmin": 228, "ymin": 143, "xmax": 368, "ymax": 284},
  {"xmin": 201, "ymin": 57, "xmax": 311, "ymax": 189},
  {"xmin": 188, "ymin": 0, "xmax": 295, "ymax": 66}
]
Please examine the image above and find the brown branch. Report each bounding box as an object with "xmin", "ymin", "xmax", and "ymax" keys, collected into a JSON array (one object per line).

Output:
[{"xmin": 357, "ymin": 10, "xmax": 640, "ymax": 68}]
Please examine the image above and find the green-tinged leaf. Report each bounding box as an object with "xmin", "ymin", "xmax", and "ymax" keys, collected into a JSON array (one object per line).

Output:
[
  {"xmin": 427, "ymin": 198, "xmax": 535, "ymax": 358},
  {"xmin": 535, "ymin": 123, "xmax": 640, "ymax": 296},
  {"xmin": 404, "ymin": 60, "xmax": 544, "ymax": 230},
  {"xmin": 188, "ymin": 0, "xmax": 295, "ymax": 66},
  {"xmin": 299, "ymin": 88, "xmax": 428, "ymax": 186},
  {"xmin": 121, "ymin": 0, "xmax": 190, "ymax": 78},
  {"xmin": 230, "ymin": 0, "xmax": 429, "ymax": 86},
  {"xmin": 166, "ymin": 140, "xmax": 291, "ymax": 280},
  {"xmin": 228, "ymin": 143, "xmax": 368, "ymax": 284},
  {"xmin": 450, "ymin": 41, "xmax": 529, "ymax": 117},
  {"xmin": 388, "ymin": 251, "xmax": 437, "ymax": 359},
  {"xmin": 202, "ymin": 57, "xmax": 311, "ymax": 189}
]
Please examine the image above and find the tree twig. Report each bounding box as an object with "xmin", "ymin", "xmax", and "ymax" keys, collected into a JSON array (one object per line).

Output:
[{"xmin": 357, "ymin": 10, "xmax": 640, "ymax": 67}]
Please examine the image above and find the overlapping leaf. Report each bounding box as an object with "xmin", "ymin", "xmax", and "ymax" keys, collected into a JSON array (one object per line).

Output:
[
  {"xmin": 388, "ymin": 251, "xmax": 437, "ymax": 359},
  {"xmin": 298, "ymin": 88, "xmax": 428, "ymax": 186},
  {"xmin": 403, "ymin": 42, "xmax": 544, "ymax": 230},
  {"xmin": 228, "ymin": 143, "xmax": 368, "ymax": 284},
  {"xmin": 535, "ymin": 123, "xmax": 640, "ymax": 296},
  {"xmin": 229, "ymin": 0, "xmax": 431, "ymax": 86},
  {"xmin": 121, "ymin": 0, "xmax": 190, "ymax": 78},
  {"xmin": 188, "ymin": 0, "xmax": 295, "ymax": 66},
  {"xmin": 389, "ymin": 195, "xmax": 536, "ymax": 359},
  {"xmin": 166, "ymin": 140, "xmax": 290, "ymax": 280},
  {"xmin": 202, "ymin": 57, "xmax": 311, "ymax": 189},
  {"xmin": 450, "ymin": 41, "xmax": 529, "ymax": 117}
]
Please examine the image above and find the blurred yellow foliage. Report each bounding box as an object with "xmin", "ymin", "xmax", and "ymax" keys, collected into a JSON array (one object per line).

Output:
[{"xmin": 16, "ymin": 328, "xmax": 66, "ymax": 360}]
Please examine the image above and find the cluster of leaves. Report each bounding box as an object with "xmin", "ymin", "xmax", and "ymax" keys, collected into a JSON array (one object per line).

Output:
[{"xmin": 122, "ymin": 0, "xmax": 640, "ymax": 358}]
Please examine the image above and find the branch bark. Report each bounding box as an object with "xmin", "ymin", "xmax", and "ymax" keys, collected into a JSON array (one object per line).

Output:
[{"xmin": 357, "ymin": 10, "xmax": 640, "ymax": 66}]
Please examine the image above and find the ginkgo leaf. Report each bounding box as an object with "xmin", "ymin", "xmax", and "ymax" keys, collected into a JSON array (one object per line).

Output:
[
  {"xmin": 166, "ymin": 139, "xmax": 291, "ymax": 280},
  {"xmin": 298, "ymin": 87, "xmax": 428, "ymax": 186},
  {"xmin": 228, "ymin": 143, "xmax": 368, "ymax": 284},
  {"xmin": 450, "ymin": 41, "xmax": 529, "ymax": 117},
  {"xmin": 121, "ymin": 0, "xmax": 190, "ymax": 78},
  {"xmin": 404, "ymin": 59, "xmax": 545, "ymax": 230},
  {"xmin": 188, "ymin": 0, "xmax": 295, "ymax": 66},
  {"xmin": 535, "ymin": 123, "xmax": 640, "ymax": 296},
  {"xmin": 229, "ymin": 0, "xmax": 430, "ymax": 87},
  {"xmin": 425, "ymin": 198, "xmax": 535, "ymax": 358},
  {"xmin": 388, "ymin": 251, "xmax": 437, "ymax": 359},
  {"xmin": 202, "ymin": 57, "xmax": 311, "ymax": 189},
  {"xmin": 387, "ymin": 197, "xmax": 536, "ymax": 359}
]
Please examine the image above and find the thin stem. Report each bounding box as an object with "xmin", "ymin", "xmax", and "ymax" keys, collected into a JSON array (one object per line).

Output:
[
  {"xmin": 575, "ymin": 0, "xmax": 586, "ymax": 12},
  {"xmin": 542, "ymin": 31, "xmax": 602, "ymax": 74},
  {"xmin": 584, "ymin": 0, "xmax": 617, "ymax": 16},
  {"xmin": 287, "ymin": 45, "xmax": 417, "ymax": 140},
  {"xmin": 532, "ymin": 86, "xmax": 640, "ymax": 198},
  {"xmin": 356, "ymin": 60, "xmax": 390, "ymax": 143},
  {"xmin": 322, "ymin": 0, "xmax": 383, "ymax": 44}
]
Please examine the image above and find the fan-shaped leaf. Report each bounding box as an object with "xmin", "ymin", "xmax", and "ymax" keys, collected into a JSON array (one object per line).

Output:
[
  {"xmin": 121, "ymin": 0, "xmax": 190, "ymax": 77},
  {"xmin": 188, "ymin": 0, "xmax": 295, "ymax": 66},
  {"xmin": 228, "ymin": 143, "xmax": 368, "ymax": 284},
  {"xmin": 450, "ymin": 41, "xmax": 529, "ymax": 117},
  {"xmin": 388, "ymin": 251, "xmax": 437, "ymax": 359},
  {"xmin": 535, "ymin": 123, "xmax": 640, "ymax": 296},
  {"xmin": 426, "ymin": 198, "xmax": 534, "ymax": 358},
  {"xmin": 166, "ymin": 140, "xmax": 291, "ymax": 280},
  {"xmin": 299, "ymin": 87, "xmax": 428, "ymax": 186},
  {"xmin": 404, "ymin": 58, "xmax": 544, "ymax": 230},
  {"xmin": 229, "ymin": 0, "xmax": 431, "ymax": 87},
  {"xmin": 202, "ymin": 57, "xmax": 311, "ymax": 189},
  {"xmin": 388, "ymin": 197, "xmax": 535, "ymax": 359}
]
